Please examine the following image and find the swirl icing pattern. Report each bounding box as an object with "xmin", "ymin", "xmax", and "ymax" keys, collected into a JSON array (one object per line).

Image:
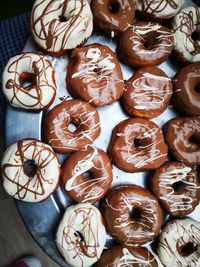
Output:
[
  {"xmin": 31, "ymin": 0, "xmax": 93, "ymax": 56},
  {"xmin": 1, "ymin": 139, "xmax": 60, "ymax": 202},
  {"xmin": 2, "ymin": 52, "xmax": 56, "ymax": 110},
  {"xmin": 56, "ymin": 203, "xmax": 107, "ymax": 267}
]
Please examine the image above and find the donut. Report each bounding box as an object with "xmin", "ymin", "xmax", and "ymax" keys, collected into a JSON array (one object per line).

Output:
[
  {"xmin": 67, "ymin": 43, "xmax": 124, "ymax": 107},
  {"xmin": 151, "ymin": 162, "xmax": 200, "ymax": 217},
  {"xmin": 108, "ymin": 118, "xmax": 168, "ymax": 172},
  {"xmin": 91, "ymin": 0, "xmax": 135, "ymax": 37},
  {"xmin": 118, "ymin": 22, "xmax": 174, "ymax": 68},
  {"xmin": 172, "ymin": 6, "xmax": 200, "ymax": 63},
  {"xmin": 135, "ymin": 0, "xmax": 185, "ymax": 21},
  {"xmin": 122, "ymin": 66, "xmax": 173, "ymax": 119},
  {"xmin": 95, "ymin": 245, "xmax": 158, "ymax": 267},
  {"xmin": 2, "ymin": 53, "xmax": 56, "ymax": 110},
  {"xmin": 173, "ymin": 63, "xmax": 200, "ymax": 116},
  {"xmin": 56, "ymin": 203, "xmax": 107, "ymax": 267},
  {"xmin": 158, "ymin": 219, "xmax": 200, "ymax": 267},
  {"xmin": 1, "ymin": 139, "xmax": 60, "ymax": 202},
  {"xmin": 44, "ymin": 100, "xmax": 101, "ymax": 153},
  {"xmin": 31, "ymin": 0, "xmax": 93, "ymax": 56},
  {"xmin": 100, "ymin": 185, "xmax": 163, "ymax": 246},
  {"xmin": 164, "ymin": 117, "xmax": 200, "ymax": 165},
  {"xmin": 61, "ymin": 146, "xmax": 113, "ymax": 204}
]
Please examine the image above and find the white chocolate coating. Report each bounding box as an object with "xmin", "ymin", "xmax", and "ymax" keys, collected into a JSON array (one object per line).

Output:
[
  {"xmin": 172, "ymin": 6, "xmax": 200, "ymax": 63},
  {"xmin": 56, "ymin": 203, "xmax": 106, "ymax": 267},
  {"xmin": 158, "ymin": 219, "xmax": 200, "ymax": 267},
  {"xmin": 2, "ymin": 53, "xmax": 56, "ymax": 110},
  {"xmin": 31, "ymin": 0, "xmax": 93, "ymax": 54},
  {"xmin": 135, "ymin": 0, "xmax": 185, "ymax": 19},
  {"xmin": 1, "ymin": 139, "xmax": 60, "ymax": 202}
]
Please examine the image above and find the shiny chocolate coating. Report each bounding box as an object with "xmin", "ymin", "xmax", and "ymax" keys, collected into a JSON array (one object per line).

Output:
[
  {"xmin": 61, "ymin": 146, "xmax": 113, "ymax": 204},
  {"xmin": 118, "ymin": 22, "xmax": 174, "ymax": 68},
  {"xmin": 95, "ymin": 245, "xmax": 158, "ymax": 267},
  {"xmin": 173, "ymin": 63, "xmax": 200, "ymax": 116},
  {"xmin": 108, "ymin": 118, "xmax": 168, "ymax": 172},
  {"xmin": 123, "ymin": 66, "xmax": 173, "ymax": 119},
  {"xmin": 151, "ymin": 162, "xmax": 200, "ymax": 217},
  {"xmin": 164, "ymin": 118, "xmax": 200, "ymax": 165},
  {"xmin": 67, "ymin": 43, "xmax": 124, "ymax": 107},
  {"xmin": 44, "ymin": 99, "xmax": 101, "ymax": 153},
  {"xmin": 92, "ymin": 0, "xmax": 135, "ymax": 37},
  {"xmin": 100, "ymin": 185, "xmax": 163, "ymax": 246}
]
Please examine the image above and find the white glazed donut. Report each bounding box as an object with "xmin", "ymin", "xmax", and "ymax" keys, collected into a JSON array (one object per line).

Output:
[
  {"xmin": 56, "ymin": 203, "xmax": 107, "ymax": 267},
  {"xmin": 31, "ymin": 0, "xmax": 93, "ymax": 56},
  {"xmin": 158, "ymin": 219, "xmax": 200, "ymax": 267},
  {"xmin": 1, "ymin": 139, "xmax": 60, "ymax": 202},
  {"xmin": 172, "ymin": 6, "xmax": 200, "ymax": 63},
  {"xmin": 2, "ymin": 53, "xmax": 56, "ymax": 110},
  {"xmin": 135, "ymin": 0, "xmax": 185, "ymax": 20}
]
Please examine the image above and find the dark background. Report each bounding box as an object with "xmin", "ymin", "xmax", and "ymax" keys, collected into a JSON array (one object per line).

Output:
[{"xmin": 0, "ymin": 1, "xmax": 34, "ymax": 20}]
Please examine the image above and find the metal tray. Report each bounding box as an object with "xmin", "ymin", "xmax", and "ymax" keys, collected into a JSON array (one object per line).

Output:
[{"xmin": 5, "ymin": 1, "xmax": 200, "ymax": 266}]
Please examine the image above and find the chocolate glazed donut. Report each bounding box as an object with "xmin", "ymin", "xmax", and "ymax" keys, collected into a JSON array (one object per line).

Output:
[
  {"xmin": 95, "ymin": 245, "xmax": 158, "ymax": 267},
  {"xmin": 44, "ymin": 100, "xmax": 101, "ymax": 153},
  {"xmin": 61, "ymin": 146, "xmax": 113, "ymax": 204},
  {"xmin": 118, "ymin": 22, "xmax": 174, "ymax": 68},
  {"xmin": 100, "ymin": 185, "xmax": 163, "ymax": 246},
  {"xmin": 91, "ymin": 0, "xmax": 135, "ymax": 37},
  {"xmin": 164, "ymin": 118, "xmax": 200, "ymax": 165},
  {"xmin": 67, "ymin": 43, "xmax": 124, "ymax": 107},
  {"xmin": 123, "ymin": 66, "xmax": 173, "ymax": 119},
  {"xmin": 173, "ymin": 63, "xmax": 200, "ymax": 116},
  {"xmin": 108, "ymin": 118, "xmax": 168, "ymax": 172},
  {"xmin": 151, "ymin": 162, "xmax": 200, "ymax": 217}
]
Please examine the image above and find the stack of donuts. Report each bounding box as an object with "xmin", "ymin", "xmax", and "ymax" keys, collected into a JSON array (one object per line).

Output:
[{"xmin": 1, "ymin": 0, "xmax": 200, "ymax": 266}]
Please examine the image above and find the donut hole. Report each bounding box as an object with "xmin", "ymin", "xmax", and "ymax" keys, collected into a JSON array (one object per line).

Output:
[
  {"xmin": 23, "ymin": 160, "xmax": 38, "ymax": 177},
  {"xmin": 19, "ymin": 72, "xmax": 36, "ymax": 90},
  {"xmin": 67, "ymin": 123, "xmax": 77, "ymax": 133},
  {"xmin": 74, "ymin": 231, "xmax": 84, "ymax": 242},
  {"xmin": 191, "ymin": 31, "xmax": 200, "ymax": 41},
  {"xmin": 108, "ymin": 0, "xmax": 120, "ymax": 14},
  {"xmin": 130, "ymin": 208, "xmax": 142, "ymax": 221},
  {"xmin": 178, "ymin": 242, "xmax": 197, "ymax": 257},
  {"xmin": 93, "ymin": 67, "xmax": 101, "ymax": 75},
  {"xmin": 143, "ymin": 38, "xmax": 154, "ymax": 50},
  {"xmin": 59, "ymin": 15, "xmax": 68, "ymax": 22},
  {"xmin": 194, "ymin": 83, "xmax": 200, "ymax": 93},
  {"xmin": 83, "ymin": 171, "xmax": 91, "ymax": 179},
  {"xmin": 172, "ymin": 181, "xmax": 183, "ymax": 192},
  {"xmin": 189, "ymin": 133, "xmax": 200, "ymax": 147},
  {"xmin": 134, "ymin": 137, "xmax": 151, "ymax": 148}
]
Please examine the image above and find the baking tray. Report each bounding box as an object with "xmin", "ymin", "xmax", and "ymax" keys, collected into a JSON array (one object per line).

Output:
[{"xmin": 4, "ymin": 1, "xmax": 200, "ymax": 266}]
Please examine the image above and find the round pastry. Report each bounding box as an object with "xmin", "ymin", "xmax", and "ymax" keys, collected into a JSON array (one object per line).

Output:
[
  {"xmin": 1, "ymin": 139, "xmax": 60, "ymax": 202},
  {"xmin": 135, "ymin": 0, "xmax": 185, "ymax": 21},
  {"xmin": 67, "ymin": 43, "xmax": 124, "ymax": 107},
  {"xmin": 2, "ymin": 52, "xmax": 56, "ymax": 110},
  {"xmin": 158, "ymin": 219, "xmax": 200, "ymax": 267},
  {"xmin": 108, "ymin": 118, "xmax": 168, "ymax": 172},
  {"xmin": 100, "ymin": 185, "xmax": 163, "ymax": 246},
  {"xmin": 44, "ymin": 99, "xmax": 101, "ymax": 153},
  {"xmin": 56, "ymin": 203, "xmax": 107, "ymax": 267},
  {"xmin": 173, "ymin": 63, "xmax": 200, "ymax": 116},
  {"xmin": 123, "ymin": 66, "xmax": 173, "ymax": 119},
  {"xmin": 31, "ymin": 0, "xmax": 93, "ymax": 56},
  {"xmin": 118, "ymin": 22, "xmax": 174, "ymax": 68},
  {"xmin": 172, "ymin": 6, "xmax": 200, "ymax": 63},
  {"xmin": 164, "ymin": 117, "xmax": 200, "ymax": 165},
  {"xmin": 95, "ymin": 245, "xmax": 158, "ymax": 267},
  {"xmin": 61, "ymin": 146, "xmax": 113, "ymax": 204},
  {"xmin": 91, "ymin": 0, "xmax": 135, "ymax": 37},
  {"xmin": 151, "ymin": 162, "xmax": 200, "ymax": 217}
]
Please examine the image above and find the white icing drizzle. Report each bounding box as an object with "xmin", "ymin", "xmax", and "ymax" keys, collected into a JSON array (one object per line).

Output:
[
  {"xmin": 31, "ymin": 0, "xmax": 93, "ymax": 53},
  {"xmin": 172, "ymin": 6, "xmax": 200, "ymax": 63},
  {"xmin": 56, "ymin": 203, "xmax": 107, "ymax": 267},
  {"xmin": 1, "ymin": 139, "xmax": 60, "ymax": 202},
  {"xmin": 129, "ymin": 72, "xmax": 172, "ymax": 110},
  {"xmin": 158, "ymin": 219, "xmax": 200, "ymax": 267},
  {"xmin": 130, "ymin": 23, "xmax": 174, "ymax": 55},
  {"xmin": 2, "ymin": 53, "xmax": 56, "ymax": 110},
  {"xmin": 157, "ymin": 165, "xmax": 200, "ymax": 213}
]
